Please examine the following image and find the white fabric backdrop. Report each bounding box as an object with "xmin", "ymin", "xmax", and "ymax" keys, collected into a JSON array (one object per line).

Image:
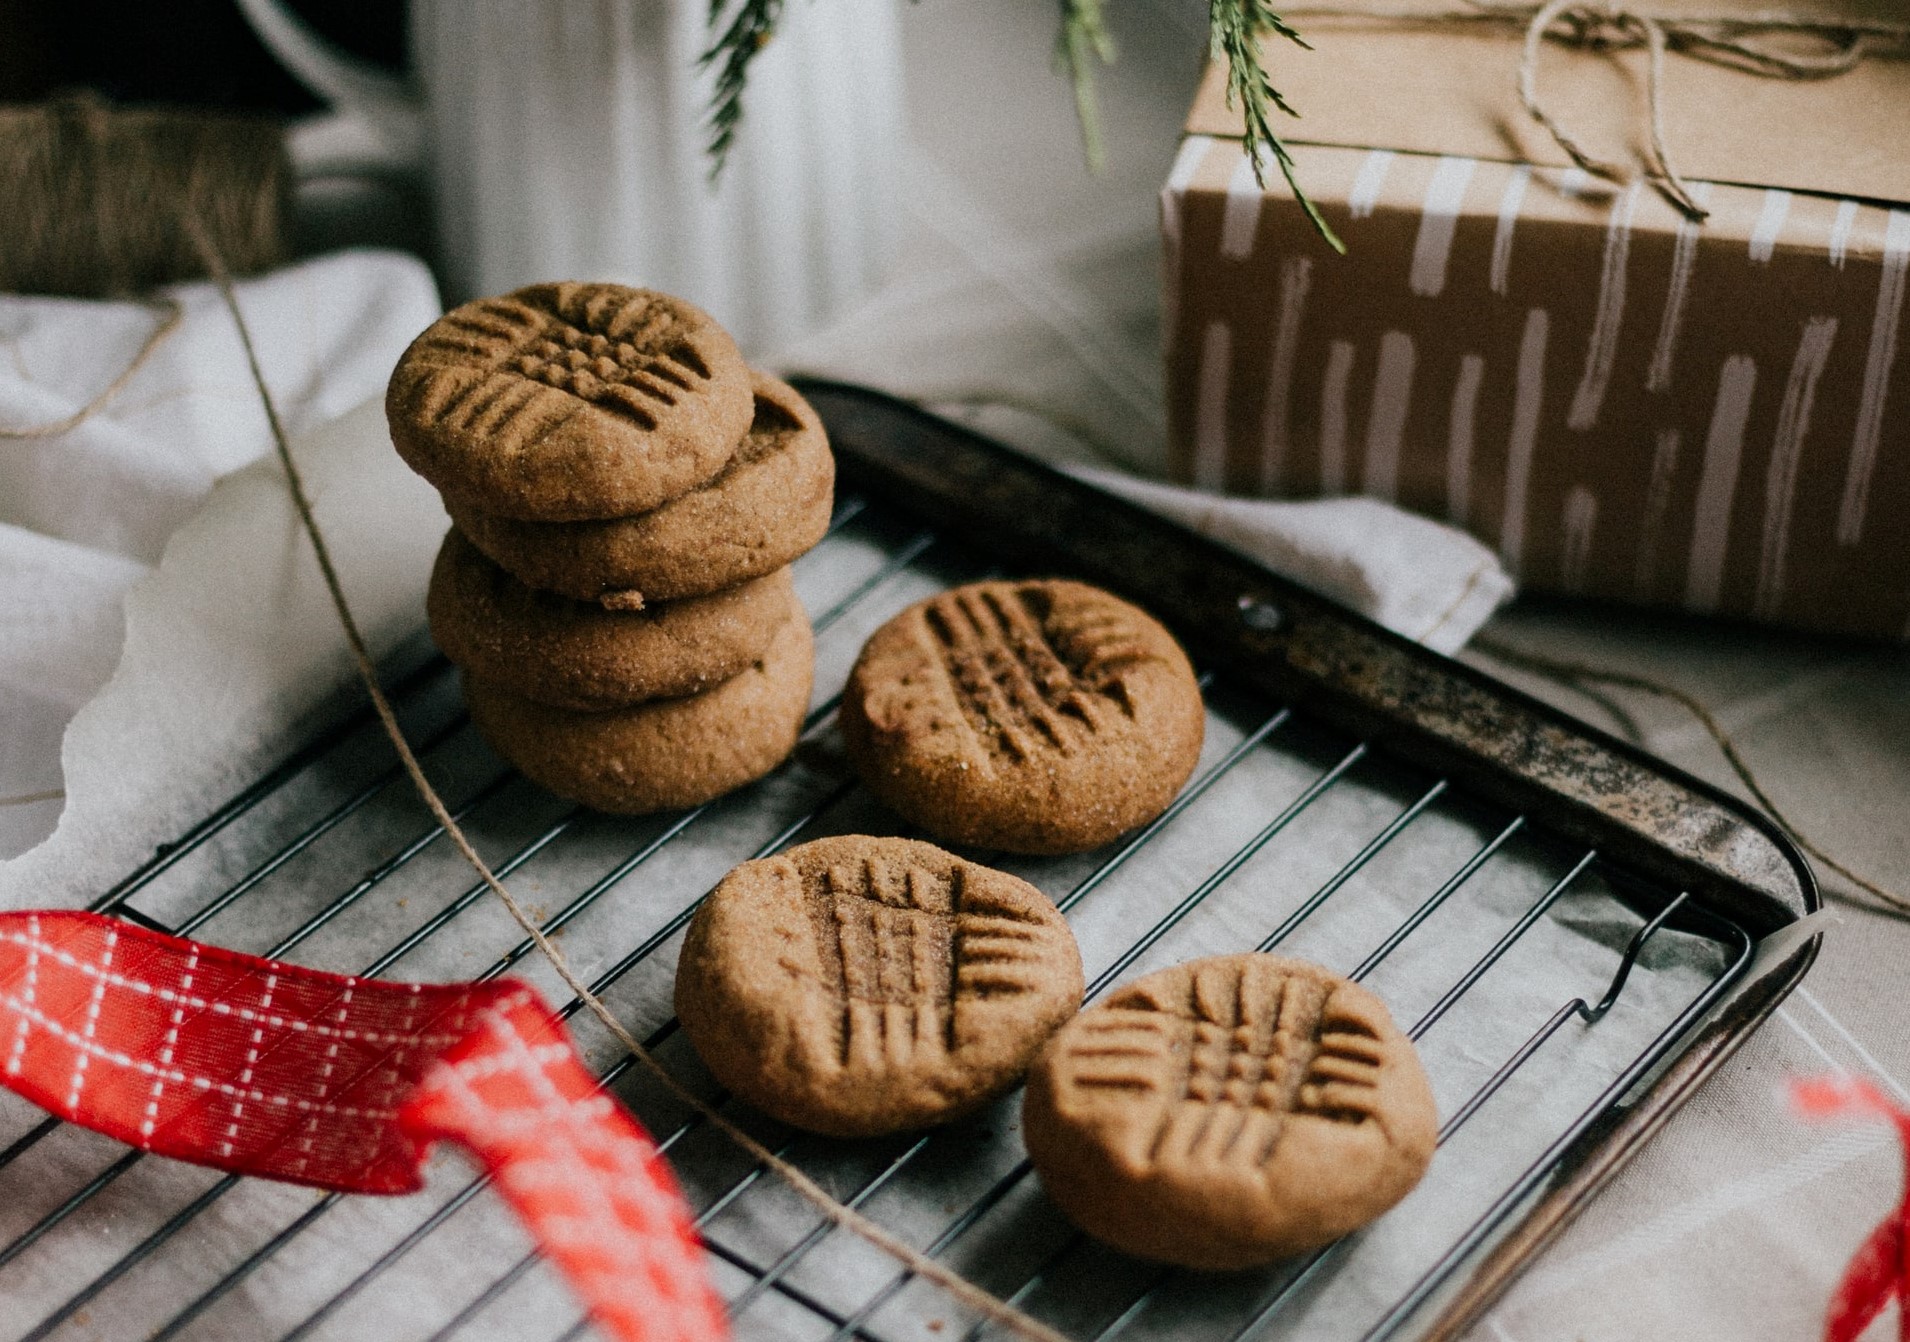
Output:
[{"xmin": 0, "ymin": 252, "xmax": 444, "ymax": 865}]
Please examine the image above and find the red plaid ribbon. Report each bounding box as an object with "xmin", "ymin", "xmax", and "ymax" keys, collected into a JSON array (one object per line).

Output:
[
  {"xmin": 0, "ymin": 910, "xmax": 726, "ymax": 1342},
  {"xmin": 1796, "ymin": 1077, "xmax": 1910, "ymax": 1342}
]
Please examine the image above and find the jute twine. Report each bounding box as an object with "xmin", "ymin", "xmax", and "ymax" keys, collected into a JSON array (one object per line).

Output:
[
  {"xmin": 1281, "ymin": 2, "xmax": 1910, "ymax": 220},
  {"xmin": 178, "ymin": 214, "xmax": 1072, "ymax": 1342},
  {"xmin": 0, "ymin": 94, "xmax": 285, "ymax": 439},
  {"xmin": 0, "ymin": 790, "xmax": 64, "ymax": 809},
  {"xmin": 0, "ymin": 297, "xmax": 182, "ymax": 440},
  {"xmin": 0, "ymin": 93, "xmax": 287, "ymax": 298},
  {"xmin": 1472, "ymin": 635, "xmax": 1910, "ymax": 918}
]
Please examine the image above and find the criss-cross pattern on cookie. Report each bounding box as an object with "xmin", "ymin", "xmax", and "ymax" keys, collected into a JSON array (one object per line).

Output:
[
  {"xmin": 921, "ymin": 583, "xmax": 1154, "ymax": 763},
  {"xmin": 431, "ymin": 289, "xmax": 716, "ymax": 436},
  {"xmin": 799, "ymin": 854, "xmax": 1062, "ymax": 1071},
  {"xmin": 1064, "ymin": 958, "xmax": 1384, "ymax": 1169}
]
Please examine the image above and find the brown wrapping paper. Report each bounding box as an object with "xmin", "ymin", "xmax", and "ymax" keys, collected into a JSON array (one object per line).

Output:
[{"xmin": 1162, "ymin": 11, "xmax": 1910, "ymax": 640}]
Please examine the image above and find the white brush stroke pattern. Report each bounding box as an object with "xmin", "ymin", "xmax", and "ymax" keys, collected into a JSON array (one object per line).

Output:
[
  {"xmin": 1257, "ymin": 255, "xmax": 1313, "ymax": 493},
  {"xmin": 1220, "ymin": 146, "xmax": 1267, "ymax": 260},
  {"xmin": 1749, "ymin": 189, "xmax": 1793, "ymax": 265},
  {"xmin": 1194, "ymin": 320, "xmax": 1233, "ymax": 491},
  {"xmin": 1828, "ymin": 199, "xmax": 1859, "ymax": 270},
  {"xmin": 1447, "ymin": 353, "xmax": 1485, "ymax": 527},
  {"xmin": 1348, "ymin": 150, "xmax": 1396, "ymax": 220},
  {"xmin": 1490, "ymin": 166, "xmax": 1532, "ymax": 297},
  {"xmin": 1636, "ymin": 427, "xmax": 1681, "ymax": 596},
  {"xmin": 1501, "ymin": 309, "xmax": 1550, "ymax": 572},
  {"xmin": 1685, "ymin": 355, "xmax": 1758, "ymax": 611},
  {"xmin": 1568, "ymin": 183, "xmax": 1642, "ymax": 431},
  {"xmin": 1561, "ymin": 486, "xmax": 1598, "ymax": 592},
  {"xmin": 1319, "ymin": 340, "xmax": 1357, "ymax": 494},
  {"xmin": 1838, "ymin": 209, "xmax": 1910, "ymax": 546},
  {"xmin": 1646, "ymin": 181, "xmax": 1712, "ymax": 394},
  {"xmin": 1410, "ymin": 157, "xmax": 1478, "ymax": 298},
  {"xmin": 1363, "ymin": 332, "xmax": 1417, "ymax": 500},
  {"xmin": 1756, "ymin": 316, "xmax": 1838, "ymax": 620}
]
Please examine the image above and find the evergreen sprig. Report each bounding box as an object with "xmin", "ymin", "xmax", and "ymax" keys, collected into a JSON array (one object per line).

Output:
[
  {"xmin": 702, "ymin": 0, "xmax": 1340, "ymax": 252},
  {"xmin": 702, "ymin": 0, "xmax": 784, "ymax": 172},
  {"xmin": 1209, "ymin": 0, "xmax": 1342, "ymax": 252},
  {"xmin": 1055, "ymin": 0, "xmax": 1118, "ymax": 172}
]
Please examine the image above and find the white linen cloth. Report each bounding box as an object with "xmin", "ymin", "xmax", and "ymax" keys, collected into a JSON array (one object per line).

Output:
[
  {"xmin": 1072, "ymin": 477, "xmax": 1509, "ymax": 653},
  {"xmin": 0, "ymin": 252, "xmax": 444, "ymax": 867},
  {"xmin": 917, "ymin": 402, "xmax": 1511, "ymax": 655}
]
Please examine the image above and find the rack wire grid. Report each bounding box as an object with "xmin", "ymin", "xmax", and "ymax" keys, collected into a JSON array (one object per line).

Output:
[{"xmin": 0, "ymin": 383, "xmax": 1817, "ymax": 1342}]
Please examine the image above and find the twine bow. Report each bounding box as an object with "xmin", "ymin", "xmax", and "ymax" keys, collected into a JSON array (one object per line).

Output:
[
  {"xmin": 1289, "ymin": 2, "xmax": 1910, "ymax": 221},
  {"xmin": 1510, "ymin": 0, "xmax": 1910, "ymax": 219},
  {"xmin": 1516, "ymin": 0, "xmax": 1712, "ymax": 217}
]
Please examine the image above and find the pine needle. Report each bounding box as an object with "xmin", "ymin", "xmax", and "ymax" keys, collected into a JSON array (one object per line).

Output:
[
  {"xmin": 1055, "ymin": 0, "xmax": 1119, "ymax": 172},
  {"xmin": 702, "ymin": 0, "xmax": 784, "ymax": 173},
  {"xmin": 1210, "ymin": 0, "xmax": 1342, "ymax": 252}
]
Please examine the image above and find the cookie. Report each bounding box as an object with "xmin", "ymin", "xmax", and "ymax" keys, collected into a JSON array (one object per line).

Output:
[
  {"xmin": 445, "ymin": 371, "xmax": 835, "ymax": 605},
  {"xmin": 464, "ymin": 608, "xmax": 813, "ymax": 813},
  {"xmin": 838, "ymin": 580, "xmax": 1205, "ymax": 855},
  {"xmin": 1022, "ymin": 955, "xmax": 1437, "ymax": 1269},
  {"xmin": 387, "ymin": 283, "xmax": 753, "ymax": 521},
  {"xmin": 428, "ymin": 527, "xmax": 795, "ymax": 711},
  {"xmin": 675, "ymin": 835, "xmax": 1083, "ymax": 1137}
]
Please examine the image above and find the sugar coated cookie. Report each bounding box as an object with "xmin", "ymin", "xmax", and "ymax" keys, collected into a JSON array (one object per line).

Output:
[
  {"xmin": 675, "ymin": 835, "xmax": 1084, "ymax": 1137},
  {"xmin": 387, "ymin": 283, "xmax": 752, "ymax": 521},
  {"xmin": 446, "ymin": 371, "xmax": 834, "ymax": 604},
  {"xmin": 1022, "ymin": 954, "xmax": 1437, "ymax": 1269},
  {"xmin": 464, "ymin": 607, "xmax": 813, "ymax": 813},
  {"xmin": 428, "ymin": 526, "xmax": 794, "ymax": 710},
  {"xmin": 839, "ymin": 580, "xmax": 1205, "ymax": 855}
]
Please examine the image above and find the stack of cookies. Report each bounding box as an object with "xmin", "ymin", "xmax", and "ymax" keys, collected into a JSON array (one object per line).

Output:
[{"xmin": 385, "ymin": 282, "xmax": 833, "ymax": 813}]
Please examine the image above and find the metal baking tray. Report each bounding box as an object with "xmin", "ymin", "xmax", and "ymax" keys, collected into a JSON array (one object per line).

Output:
[{"xmin": 0, "ymin": 380, "xmax": 1819, "ymax": 1342}]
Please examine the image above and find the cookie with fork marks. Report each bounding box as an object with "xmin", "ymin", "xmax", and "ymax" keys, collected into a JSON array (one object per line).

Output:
[
  {"xmin": 444, "ymin": 370, "xmax": 834, "ymax": 604},
  {"xmin": 1021, "ymin": 954, "xmax": 1436, "ymax": 1268},
  {"xmin": 839, "ymin": 580, "xmax": 1204, "ymax": 855},
  {"xmin": 675, "ymin": 836, "xmax": 1083, "ymax": 1136},
  {"xmin": 387, "ymin": 283, "xmax": 752, "ymax": 521}
]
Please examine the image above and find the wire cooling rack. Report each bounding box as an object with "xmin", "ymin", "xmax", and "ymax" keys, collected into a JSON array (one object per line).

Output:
[{"xmin": 0, "ymin": 383, "xmax": 1818, "ymax": 1342}]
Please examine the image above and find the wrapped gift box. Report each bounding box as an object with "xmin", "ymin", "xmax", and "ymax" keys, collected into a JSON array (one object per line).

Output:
[{"xmin": 1162, "ymin": 3, "xmax": 1910, "ymax": 639}]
